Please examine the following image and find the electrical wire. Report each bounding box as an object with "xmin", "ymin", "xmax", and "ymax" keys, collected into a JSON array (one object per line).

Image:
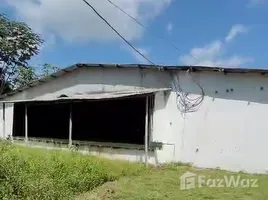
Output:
[
  {"xmin": 105, "ymin": 0, "xmax": 206, "ymax": 110},
  {"xmin": 82, "ymin": 0, "xmax": 205, "ymax": 114},
  {"xmin": 104, "ymin": 0, "xmax": 199, "ymax": 62},
  {"xmin": 105, "ymin": 0, "xmax": 247, "ymax": 69},
  {"xmin": 170, "ymin": 69, "xmax": 205, "ymax": 114},
  {"xmin": 81, "ymin": 0, "xmax": 155, "ymax": 65}
]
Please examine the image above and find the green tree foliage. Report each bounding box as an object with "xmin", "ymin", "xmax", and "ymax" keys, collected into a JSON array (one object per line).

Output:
[
  {"xmin": 14, "ymin": 64, "xmax": 60, "ymax": 89},
  {"xmin": 13, "ymin": 66, "xmax": 38, "ymax": 88},
  {"xmin": 40, "ymin": 63, "xmax": 59, "ymax": 78},
  {"xmin": 0, "ymin": 14, "xmax": 43, "ymax": 94}
]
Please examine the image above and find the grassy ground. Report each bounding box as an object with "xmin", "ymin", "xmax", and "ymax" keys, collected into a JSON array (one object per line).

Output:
[
  {"xmin": 0, "ymin": 141, "xmax": 145, "ymax": 200},
  {"xmin": 77, "ymin": 166, "xmax": 268, "ymax": 200},
  {"xmin": 1, "ymin": 141, "xmax": 268, "ymax": 200}
]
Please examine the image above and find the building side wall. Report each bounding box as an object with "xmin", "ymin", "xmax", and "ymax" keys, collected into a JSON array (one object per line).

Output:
[
  {"xmin": 1, "ymin": 67, "xmax": 268, "ymax": 173},
  {"xmin": 167, "ymin": 71, "xmax": 268, "ymax": 173}
]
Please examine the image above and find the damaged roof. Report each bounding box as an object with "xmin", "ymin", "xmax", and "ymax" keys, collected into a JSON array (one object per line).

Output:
[
  {"xmin": 1, "ymin": 63, "xmax": 268, "ymax": 99},
  {"xmin": 1, "ymin": 88, "xmax": 171, "ymax": 103}
]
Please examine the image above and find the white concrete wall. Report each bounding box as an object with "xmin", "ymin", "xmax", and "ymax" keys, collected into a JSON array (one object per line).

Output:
[
  {"xmin": 0, "ymin": 103, "xmax": 14, "ymax": 139},
  {"xmin": 3, "ymin": 67, "xmax": 170, "ymax": 101},
  {"xmin": 16, "ymin": 142, "xmax": 157, "ymax": 164},
  {"xmin": 166, "ymin": 71, "xmax": 268, "ymax": 173},
  {"xmin": 2, "ymin": 67, "xmax": 268, "ymax": 173}
]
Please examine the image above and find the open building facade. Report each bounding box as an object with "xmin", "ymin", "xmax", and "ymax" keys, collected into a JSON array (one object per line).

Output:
[{"xmin": 0, "ymin": 63, "xmax": 268, "ymax": 173}]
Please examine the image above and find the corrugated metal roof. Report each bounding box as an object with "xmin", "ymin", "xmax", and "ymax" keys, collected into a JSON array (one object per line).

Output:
[
  {"xmin": 1, "ymin": 63, "xmax": 268, "ymax": 100},
  {"xmin": 0, "ymin": 88, "xmax": 171, "ymax": 103}
]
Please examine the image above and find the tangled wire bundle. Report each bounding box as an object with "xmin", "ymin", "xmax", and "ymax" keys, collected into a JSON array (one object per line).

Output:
[{"xmin": 171, "ymin": 69, "xmax": 205, "ymax": 115}]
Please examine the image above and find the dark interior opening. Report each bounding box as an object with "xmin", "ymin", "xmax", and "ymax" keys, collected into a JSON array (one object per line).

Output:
[
  {"xmin": 13, "ymin": 96, "xmax": 147, "ymax": 145},
  {"xmin": 13, "ymin": 103, "xmax": 25, "ymax": 137},
  {"xmin": 13, "ymin": 102, "xmax": 70, "ymax": 139},
  {"xmin": 72, "ymin": 97, "xmax": 146, "ymax": 144}
]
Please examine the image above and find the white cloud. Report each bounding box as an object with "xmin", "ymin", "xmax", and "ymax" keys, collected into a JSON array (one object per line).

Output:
[
  {"xmin": 166, "ymin": 22, "xmax": 173, "ymax": 33},
  {"xmin": 225, "ymin": 24, "xmax": 248, "ymax": 42},
  {"xmin": 186, "ymin": 41, "xmax": 223, "ymax": 62},
  {"xmin": 4, "ymin": 0, "xmax": 172, "ymax": 43},
  {"xmin": 180, "ymin": 25, "xmax": 253, "ymax": 67}
]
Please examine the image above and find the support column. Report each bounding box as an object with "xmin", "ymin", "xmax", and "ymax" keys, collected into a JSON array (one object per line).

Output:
[
  {"xmin": 149, "ymin": 96, "xmax": 154, "ymax": 144},
  {"xmin": 69, "ymin": 104, "xmax": 72, "ymax": 148},
  {"xmin": 3, "ymin": 103, "xmax": 5, "ymax": 139},
  {"xmin": 145, "ymin": 96, "xmax": 149, "ymax": 167},
  {"xmin": 25, "ymin": 104, "xmax": 28, "ymax": 144}
]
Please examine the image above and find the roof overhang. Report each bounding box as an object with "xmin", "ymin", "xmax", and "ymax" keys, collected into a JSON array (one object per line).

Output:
[{"xmin": 0, "ymin": 88, "xmax": 171, "ymax": 103}]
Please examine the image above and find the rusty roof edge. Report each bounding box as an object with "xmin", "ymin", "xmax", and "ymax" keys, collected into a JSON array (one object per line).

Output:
[{"xmin": 0, "ymin": 63, "xmax": 268, "ymax": 99}]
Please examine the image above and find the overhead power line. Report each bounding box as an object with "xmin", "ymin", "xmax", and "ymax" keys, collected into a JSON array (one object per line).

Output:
[
  {"xmin": 82, "ymin": 0, "xmax": 205, "ymax": 115},
  {"xmin": 81, "ymin": 0, "xmax": 155, "ymax": 65},
  {"xmin": 104, "ymin": 0, "xmax": 199, "ymax": 62},
  {"xmin": 104, "ymin": 0, "xmax": 245, "ymax": 69}
]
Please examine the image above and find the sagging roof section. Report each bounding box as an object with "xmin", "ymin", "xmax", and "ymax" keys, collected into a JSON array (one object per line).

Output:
[
  {"xmin": 1, "ymin": 88, "xmax": 171, "ymax": 103},
  {"xmin": 1, "ymin": 63, "xmax": 268, "ymax": 100}
]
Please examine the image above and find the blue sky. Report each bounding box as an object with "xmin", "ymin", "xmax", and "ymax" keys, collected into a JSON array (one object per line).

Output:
[{"xmin": 1, "ymin": 0, "xmax": 268, "ymax": 69}]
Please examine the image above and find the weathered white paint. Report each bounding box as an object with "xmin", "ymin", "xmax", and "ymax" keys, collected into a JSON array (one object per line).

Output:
[
  {"xmin": 3, "ymin": 103, "xmax": 14, "ymax": 139},
  {"xmin": 165, "ymin": 71, "xmax": 268, "ymax": 173},
  {"xmin": 145, "ymin": 96, "xmax": 149, "ymax": 167},
  {"xmin": 1, "ymin": 67, "xmax": 268, "ymax": 173},
  {"xmin": 2, "ymin": 68, "xmax": 170, "ymax": 101},
  {"xmin": 15, "ymin": 142, "xmax": 157, "ymax": 164}
]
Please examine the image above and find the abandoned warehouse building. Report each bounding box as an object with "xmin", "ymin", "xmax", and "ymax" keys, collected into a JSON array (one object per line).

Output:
[{"xmin": 1, "ymin": 63, "xmax": 268, "ymax": 174}]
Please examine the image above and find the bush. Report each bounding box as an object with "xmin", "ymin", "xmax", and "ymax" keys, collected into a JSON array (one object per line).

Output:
[{"xmin": 0, "ymin": 140, "xmax": 144, "ymax": 199}]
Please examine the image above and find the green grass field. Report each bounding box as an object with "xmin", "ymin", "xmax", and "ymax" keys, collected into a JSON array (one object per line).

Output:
[
  {"xmin": 0, "ymin": 141, "xmax": 145, "ymax": 200},
  {"xmin": 1, "ymin": 140, "xmax": 268, "ymax": 200},
  {"xmin": 78, "ymin": 164, "xmax": 268, "ymax": 200}
]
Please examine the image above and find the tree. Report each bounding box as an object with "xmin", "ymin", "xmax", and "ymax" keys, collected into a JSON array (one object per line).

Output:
[
  {"xmin": 13, "ymin": 64, "xmax": 60, "ymax": 89},
  {"xmin": 13, "ymin": 66, "xmax": 38, "ymax": 88},
  {"xmin": 39, "ymin": 63, "xmax": 59, "ymax": 78},
  {"xmin": 0, "ymin": 14, "xmax": 43, "ymax": 94}
]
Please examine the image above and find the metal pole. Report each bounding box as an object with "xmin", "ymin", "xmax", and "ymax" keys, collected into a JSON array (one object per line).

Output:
[
  {"xmin": 3, "ymin": 103, "xmax": 5, "ymax": 139},
  {"xmin": 69, "ymin": 104, "xmax": 72, "ymax": 148},
  {"xmin": 25, "ymin": 104, "xmax": 28, "ymax": 144},
  {"xmin": 145, "ymin": 96, "xmax": 149, "ymax": 167}
]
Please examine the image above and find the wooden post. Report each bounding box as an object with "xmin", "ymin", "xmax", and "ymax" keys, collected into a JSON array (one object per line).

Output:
[
  {"xmin": 145, "ymin": 96, "xmax": 149, "ymax": 167},
  {"xmin": 25, "ymin": 104, "xmax": 28, "ymax": 144},
  {"xmin": 69, "ymin": 104, "xmax": 72, "ymax": 148},
  {"xmin": 3, "ymin": 103, "xmax": 5, "ymax": 139}
]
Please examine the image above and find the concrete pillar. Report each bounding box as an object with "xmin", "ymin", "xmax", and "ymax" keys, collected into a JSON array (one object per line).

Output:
[
  {"xmin": 145, "ymin": 96, "xmax": 149, "ymax": 167},
  {"xmin": 2, "ymin": 103, "xmax": 5, "ymax": 138},
  {"xmin": 25, "ymin": 104, "xmax": 28, "ymax": 144},
  {"xmin": 69, "ymin": 103, "xmax": 72, "ymax": 147}
]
